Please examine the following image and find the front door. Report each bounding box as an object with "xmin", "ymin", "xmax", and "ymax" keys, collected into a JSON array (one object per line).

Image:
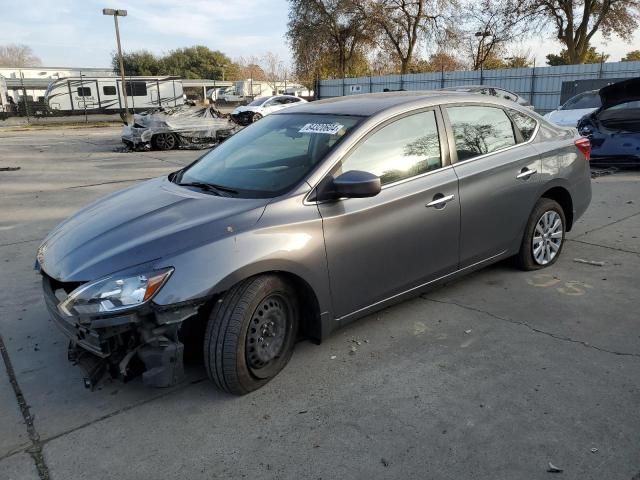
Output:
[{"xmin": 317, "ymin": 109, "xmax": 460, "ymax": 318}]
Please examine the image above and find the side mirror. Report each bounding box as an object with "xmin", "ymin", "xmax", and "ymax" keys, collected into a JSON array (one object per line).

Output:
[{"xmin": 319, "ymin": 170, "xmax": 381, "ymax": 200}]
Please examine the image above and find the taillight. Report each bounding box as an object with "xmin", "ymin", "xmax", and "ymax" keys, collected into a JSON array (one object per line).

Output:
[{"xmin": 575, "ymin": 137, "xmax": 591, "ymax": 161}]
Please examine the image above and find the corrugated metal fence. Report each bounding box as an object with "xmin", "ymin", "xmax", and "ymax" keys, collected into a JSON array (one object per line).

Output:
[{"xmin": 317, "ymin": 61, "xmax": 640, "ymax": 114}]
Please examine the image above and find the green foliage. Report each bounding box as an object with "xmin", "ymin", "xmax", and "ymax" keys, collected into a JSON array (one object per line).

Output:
[
  {"xmin": 621, "ymin": 50, "xmax": 640, "ymax": 61},
  {"xmin": 111, "ymin": 46, "xmax": 238, "ymax": 80},
  {"xmin": 546, "ymin": 47, "xmax": 609, "ymax": 66}
]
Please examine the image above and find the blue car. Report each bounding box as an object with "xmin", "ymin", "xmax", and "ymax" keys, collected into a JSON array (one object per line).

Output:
[{"xmin": 578, "ymin": 77, "xmax": 640, "ymax": 166}]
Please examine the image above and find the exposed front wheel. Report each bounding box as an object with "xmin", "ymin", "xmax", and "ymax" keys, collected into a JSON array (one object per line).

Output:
[
  {"xmin": 204, "ymin": 275, "xmax": 298, "ymax": 395},
  {"xmin": 516, "ymin": 198, "xmax": 566, "ymax": 270},
  {"xmin": 251, "ymin": 112, "xmax": 263, "ymax": 123},
  {"xmin": 151, "ymin": 133, "xmax": 178, "ymax": 150}
]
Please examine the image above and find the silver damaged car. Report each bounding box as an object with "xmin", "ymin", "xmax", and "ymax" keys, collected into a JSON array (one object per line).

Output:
[{"xmin": 37, "ymin": 92, "xmax": 592, "ymax": 394}]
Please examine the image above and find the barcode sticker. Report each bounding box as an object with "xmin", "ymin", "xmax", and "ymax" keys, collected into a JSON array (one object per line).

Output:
[{"xmin": 299, "ymin": 123, "xmax": 344, "ymax": 135}]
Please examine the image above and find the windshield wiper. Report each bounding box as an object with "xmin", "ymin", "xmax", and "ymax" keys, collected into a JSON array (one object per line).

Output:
[{"xmin": 178, "ymin": 181, "xmax": 238, "ymax": 196}]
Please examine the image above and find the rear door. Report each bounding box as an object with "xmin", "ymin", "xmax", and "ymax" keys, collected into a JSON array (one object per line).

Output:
[
  {"xmin": 444, "ymin": 104, "xmax": 542, "ymax": 266},
  {"xmin": 318, "ymin": 108, "xmax": 460, "ymax": 318}
]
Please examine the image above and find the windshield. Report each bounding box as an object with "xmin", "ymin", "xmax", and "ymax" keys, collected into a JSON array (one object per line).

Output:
[
  {"xmin": 561, "ymin": 92, "xmax": 601, "ymax": 110},
  {"xmin": 248, "ymin": 97, "xmax": 269, "ymax": 106},
  {"xmin": 607, "ymin": 100, "xmax": 640, "ymax": 111},
  {"xmin": 178, "ymin": 113, "xmax": 362, "ymax": 198}
]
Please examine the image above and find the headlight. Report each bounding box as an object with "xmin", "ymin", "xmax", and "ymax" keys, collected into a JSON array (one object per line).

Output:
[{"xmin": 58, "ymin": 268, "xmax": 173, "ymax": 317}]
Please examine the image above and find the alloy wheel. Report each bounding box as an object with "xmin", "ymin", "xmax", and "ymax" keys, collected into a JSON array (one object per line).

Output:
[{"xmin": 532, "ymin": 210, "xmax": 563, "ymax": 265}]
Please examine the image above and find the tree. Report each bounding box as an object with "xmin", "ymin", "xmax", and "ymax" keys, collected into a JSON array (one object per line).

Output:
[
  {"xmin": 532, "ymin": 0, "xmax": 640, "ymax": 64},
  {"xmin": 287, "ymin": 0, "xmax": 373, "ymax": 80},
  {"xmin": 546, "ymin": 46, "xmax": 609, "ymax": 65},
  {"xmin": 356, "ymin": 0, "xmax": 456, "ymax": 74},
  {"xmin": 621, "ymin": 49, "xmax": 640, "ymax": 61},
  {"xmin": 505, "ymin": 55, "xmax": 532, "ymax": 67},
  {"xmin": 408, "ymin": 52, "xmax": 466, "ymax": 72},
  {"xmin": 260, "ymin": 52, "xmax": 286, "ymax": 91},
  {"xmin": 161, "ymin": 46, "xmax": 235, "ymax": 79},
  {"xmin": 236, "ymin": 56, "xmax": 267, "ymax": 81},
  {"xmin": 0, "ymin": 44, "xmax": 41, "ymax": 67},
  {"xmin": 462, "ymin": 0, "xmax": 536, "ymax": 70},
  {"xmin": 112, "ymin": 50, "xmax": 160, "ymax": 76}
]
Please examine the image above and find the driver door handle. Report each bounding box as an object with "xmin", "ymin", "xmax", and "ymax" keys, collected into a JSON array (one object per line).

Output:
[
  {"xmin": 426, "ymin": 194, "xmax": 455, "ymax": 208},
  {"xmin": 516, "ymin": 168, "xmax": 537, "ymax": 180}
]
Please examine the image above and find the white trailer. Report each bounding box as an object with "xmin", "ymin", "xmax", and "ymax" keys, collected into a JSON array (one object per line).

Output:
[
  {"xmin": 0, "ymin": 76, "xmax": 8, "ymax": 112},
  {"xmin": 45, "ymin": 76, "xmax": 184, "ymax": 114}
]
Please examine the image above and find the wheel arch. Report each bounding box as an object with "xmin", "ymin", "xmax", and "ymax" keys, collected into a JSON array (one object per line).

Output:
[
  {"xmin": 207, "ymin": 263, "xmax": 327, "ymax": 344},
  {"xmin": 541, "ymin": 185, "xmax": 574, "ymax": 231}
]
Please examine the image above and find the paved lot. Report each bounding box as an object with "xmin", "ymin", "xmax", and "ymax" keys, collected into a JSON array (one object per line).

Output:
[{"xmin": 0, "ymin": 127, "xmax": 639, "ymax": 480}]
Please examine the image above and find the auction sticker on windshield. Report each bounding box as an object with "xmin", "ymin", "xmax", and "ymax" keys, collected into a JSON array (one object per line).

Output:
[{"xmin": 299, "ymin": 123, "xmax": 344, "ymax": 135}]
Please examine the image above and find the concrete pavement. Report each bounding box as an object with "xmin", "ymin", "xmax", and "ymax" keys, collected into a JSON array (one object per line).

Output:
[{"xmin": 0, "ymin": 127, "xmax": 638, "ymax": 480}]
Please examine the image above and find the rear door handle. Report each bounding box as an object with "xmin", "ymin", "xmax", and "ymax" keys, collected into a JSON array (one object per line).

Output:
[
  {"xmin": 426, "ymin": 194, "xmax": 455, "ymax": 208},
  {"xmin": 516, "ymin": 168, "xmax": 537, "ymax": 180}
]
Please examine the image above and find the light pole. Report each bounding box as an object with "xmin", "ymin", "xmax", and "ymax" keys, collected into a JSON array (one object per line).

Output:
[
  {"xmin": 475, "ymin": 30, "xmax": 492, "ymax": 84},
  {"xmin": 103, "ymin": 8, "xmax": 130, "ymax": 124}
]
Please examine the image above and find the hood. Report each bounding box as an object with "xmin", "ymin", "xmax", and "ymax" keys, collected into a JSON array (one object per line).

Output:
[
  {"xmin": 599, "ymin": 77, "xmax": 640, "ymax": 110},
  {"xmin": 232, "ymin": 105, "xmax": 259, "ymax": 114},
  {"xmin": 38, "ymin": 177, "xmax": 268, "ymax": 281},
  {"xmin": 544, "ymin": 109, "xmax": 596, "ymax": 127}
]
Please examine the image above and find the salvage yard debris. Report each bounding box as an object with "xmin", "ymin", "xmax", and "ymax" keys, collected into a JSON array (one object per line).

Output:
[
  {"xmin": 547, "ymin": 462, "xmax": 563, "ymax": 473},
  {"xmin": 573, "ymin": 258, "xmax": 605, "ymax": 267},
  {"xmin": 121, "ymin": 105, "xmax": 240, "ymax": 151}
]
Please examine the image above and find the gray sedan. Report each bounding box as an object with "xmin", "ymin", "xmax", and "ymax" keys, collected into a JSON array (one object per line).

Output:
[{"xmin": 36, "ymin": 92, "xmax": 592, "ymax": 394}]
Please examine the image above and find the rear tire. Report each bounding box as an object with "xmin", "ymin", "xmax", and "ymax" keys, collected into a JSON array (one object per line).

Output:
[
  {"xmin": 151, "ymin": 133, "xmax": 178, "ymax": 151},
  {"xmin": 516, "ymin": 198, "xmax": 566, "ymax": 270},
  {"xmin": 204, "ymin": 275, "xmax": 298, "ymax": 395}
]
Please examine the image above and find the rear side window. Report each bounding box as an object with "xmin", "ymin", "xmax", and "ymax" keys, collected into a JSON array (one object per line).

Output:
[
  {"xmin": 76, "ymin": 87, "xmax": 91, "ymax": 97},
  {"xmin": 340, "ymin": 110, "xmax": 442, "ymax": 186},
  {"xmin": 508, "ymin": 109, "xmax": 537, "ymax": 141},
  {"xmin": 446, "ymin": 105, "xmax": 516, "ymax": 161},
  {"xmin": 103, "ymin": 86, "xmax": 116, "ymax": 95}
]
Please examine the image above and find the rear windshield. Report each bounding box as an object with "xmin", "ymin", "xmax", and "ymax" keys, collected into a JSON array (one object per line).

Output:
[
  {"xmin": 561, "ymin": 92, "xmax": 601, "ymax": 110},
  {"xmin": 178, "ymin": 113, "xmax": 362, "ymax": 198}
]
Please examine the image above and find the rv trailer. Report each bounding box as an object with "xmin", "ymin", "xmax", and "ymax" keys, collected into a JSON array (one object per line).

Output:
[{"xmin": 45, "ymin": 76, "xmax": 184, "ymax": 114}]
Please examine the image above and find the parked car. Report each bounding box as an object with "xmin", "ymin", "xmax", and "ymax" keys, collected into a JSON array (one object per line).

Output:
[
  {"xmin": 37, "ymin": 91, "xmax": 591, "ymax": 394},
  {"xmin": 230, "ymin": 95, "xmax": 307, "ymax": 125},
  {"xmin": 577, "ymin": 77, "xmax": 640, "ymax": 166},
  {"xmin": 544, "ymin": 90, "xmax": 601, "ymax": 127},
  {"xmin": 440, "ymin": 85, "xmax": 534, "ymax": 109}
]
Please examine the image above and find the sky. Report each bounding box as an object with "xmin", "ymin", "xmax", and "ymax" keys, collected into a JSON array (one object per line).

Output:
[{"xmin": 0, "ymin": 0, "xmax": 638, "ymax": 69}]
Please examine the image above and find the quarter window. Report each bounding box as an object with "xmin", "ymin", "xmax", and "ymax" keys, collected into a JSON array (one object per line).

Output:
[
  {"xmin": 76, "ymin": 87, "xmax": 91, "ymax": 97},
  {"xmin": 446, "ymin": 106, "xmax": 516, "ymax": 161},
  {"xmin": 103, "ymin": 86, "xmax": 117, "ymax": 95},
  {"xmin": 340, "ymin": 110, "xmax": 442, "ymax": 185},
  {"xmin": 508, "ymin": 109, "xmax": 537, "ymax": 141}
]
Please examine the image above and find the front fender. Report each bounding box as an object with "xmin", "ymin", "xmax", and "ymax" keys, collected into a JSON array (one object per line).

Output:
[{"xmin": 152, "ymin": 197, "xmax": 331, "ymax": 320}]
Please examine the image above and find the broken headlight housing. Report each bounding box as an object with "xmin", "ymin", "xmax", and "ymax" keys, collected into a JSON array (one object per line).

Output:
[{"xmin": 58, "ymin": 268, "xmax": 174, "ymax": 317}]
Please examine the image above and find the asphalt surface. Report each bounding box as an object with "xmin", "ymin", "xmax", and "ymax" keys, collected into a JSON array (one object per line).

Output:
[{"xmin": 0, "ymin": 127, "xmax": 639, "ymax": 480}]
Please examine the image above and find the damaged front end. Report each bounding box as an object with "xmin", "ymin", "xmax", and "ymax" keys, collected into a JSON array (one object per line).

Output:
[{"xmin": 41, "ymin": 271, "xmax": 204, "ymax": 390}]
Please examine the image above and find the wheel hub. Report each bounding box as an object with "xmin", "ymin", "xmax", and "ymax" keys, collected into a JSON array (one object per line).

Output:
[
  {"xmin": 532, "ymin": 210, "xmax": 563, "ymax": 265},
  {"xmin": 246, "ymin": 296, "xmax": 288, "ymax": 369}
]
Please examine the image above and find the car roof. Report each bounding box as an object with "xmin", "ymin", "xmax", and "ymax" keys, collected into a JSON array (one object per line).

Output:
[
  {"xmin": 275, "ymin": 90, "xmax": 520, "ymax": 117},
  {"xmin": 441, "ymin": 85, "xmax": 516, "ymax": 94}
]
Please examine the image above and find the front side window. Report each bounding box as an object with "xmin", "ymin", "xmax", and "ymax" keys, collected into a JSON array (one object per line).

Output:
[
  {"xmin": 446, "ymin": 105, "xmax": 516, "ymax": 161},
  {"xmin": 508, "ymin": 109, "xmax": 538, "ymax": 141},
  {"xmin": 179, "ymin": 114, "xmax": 361, "ymax": 197},
  {"xmin": 77, "ymin": 87, "xmax": 91, "ymax": 97},
  {"xmin": 339, "ymin": 110, "xmax": 442, "ymax": 186}
]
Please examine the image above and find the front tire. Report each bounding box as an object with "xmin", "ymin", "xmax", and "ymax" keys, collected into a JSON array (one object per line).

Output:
[
  {"xmin": 204, "ymin": 275, "xmax": 298, "ymax": 395},
  {"xmin": 151, "ymin": 133, "xmax": 178, "ymax": 150},
  {"xmin": 516, "ymin": 198, "xmax": 566, "ymax": 270},
  {"xmin": 251, "ymin": 112, "xmax": 263, "ymax": 123}
]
